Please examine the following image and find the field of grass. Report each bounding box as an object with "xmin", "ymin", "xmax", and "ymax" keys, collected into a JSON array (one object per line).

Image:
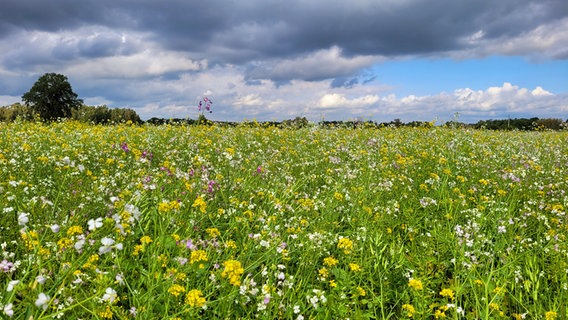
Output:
[{"xmin": 0, "ymin": 121, "xmax": 567, "ymax": 319}]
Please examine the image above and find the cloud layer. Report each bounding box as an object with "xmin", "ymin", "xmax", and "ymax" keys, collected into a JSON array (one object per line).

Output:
[{"xmin": 0, "ymin": 0, "xmax": 566, "ymax": 122}]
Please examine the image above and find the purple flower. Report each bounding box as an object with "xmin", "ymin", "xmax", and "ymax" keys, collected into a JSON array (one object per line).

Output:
[
  {"xmin": 121, "ymin": 142, "xmax": 129, "ymax": 152},
  {"xmin": 185, "ymin": 239, "xmax": 196, "ymax": 250},
  {"xmin": 197, "ymin": 97, "xmax": 213, "ymax": 115},
  {"xmin": 207, "ymin": 180, "xmax": 217, "ymax": 193},
  {"xmin": 0, "ymin": 259, "xmax": 14, "ymax": 272}
]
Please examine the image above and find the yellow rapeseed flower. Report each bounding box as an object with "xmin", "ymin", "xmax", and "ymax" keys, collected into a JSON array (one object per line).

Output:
[
  {"xmin": 408, "ymin": 279, "xmax": 423, "ymax": 291},
  {"xmin": 140, "ymin": 236, "xmax": 153, "ymax": 245},
  {"xmin": 349, "ymin": 263, "xmax": 362, "ymax": 272},
  {"xmin": 57, "ymin": 237, "xmax": 74, "ymax": 250},
  {"xmin": 493, "ymin": 286, "xmax": 506, "ymax": 296},
  {"xmin": 221, "ymin": 259, "xmax": 244, "ymax": 286},
  {"xmin": 185, "ymin": 289, "xmax": 206, "ymax": 307},
  {"xmin": 99, "ymin": 305, "xmax": 113, "ymax": 319},
  {"xmin": 402, "ymin": 304, "xmax": 416, "ymax": 317},
  {"xmin": 439, "ymin": 288, "xmax": 455, "ymax": 300},
  {"xmin": 545, "ymin": 311, "xmax": 557, "ymax": 320},
  {"xmin": 190, "ymin": 250, "xmax": 208, "ymax": 264},
  {"xmin": 192, "ymin": 196, "xmax": 207, "ymax": 213},
  {"xmin": 323, "ymin": 256, "xmax": 339, "ymax": 267},
  {"xmin": 168, "ymin": 284, "xmax": 186, "ymax": 297},
  {"xmin": 67, "ymin": 225, "xmax": 83, "ymax": 236},
  {"xmin": 206, "ymin": 228, "xmax": 220, "ymax": 238},
  {"xmin": 337, "ymin": 237, "xmax": 353, "ymax": 254}
]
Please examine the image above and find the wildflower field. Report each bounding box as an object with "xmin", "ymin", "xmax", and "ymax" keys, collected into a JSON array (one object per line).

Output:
[{"xmin": 1, "ymin": 121, "xmax": 567, "ymax": 319}]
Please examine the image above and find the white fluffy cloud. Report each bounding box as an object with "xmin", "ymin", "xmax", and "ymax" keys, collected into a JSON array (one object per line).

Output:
[
  {"xmin": 247, "ymin": 46, "xmax": 381, "ymax": 81},
  {"xmin": 126, "ymin": 68, "xmax": 567, "ymax": 123}
]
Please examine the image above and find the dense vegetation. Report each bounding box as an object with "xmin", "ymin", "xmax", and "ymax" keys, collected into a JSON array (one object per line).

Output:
[{"xmin": 0, "ymin": 121, "xmax": 566, "ymax": 319}]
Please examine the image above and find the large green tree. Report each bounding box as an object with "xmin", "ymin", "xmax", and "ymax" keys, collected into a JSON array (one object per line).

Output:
[{"xmin": 22, "ymin": 73, "xmax": 83, "ymax": 120}]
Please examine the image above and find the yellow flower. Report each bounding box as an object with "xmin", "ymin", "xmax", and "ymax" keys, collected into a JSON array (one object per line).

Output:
[
  {"xmin": 334, "ymin": 192, "xmax": 344, "ymax": 201},
  {"xmin": 493, "ymin": 286, "xmax": 506, "ymax": 295},
  {"xmin": 192, "ymin": 196, "xmax": 207, "ymax": 213},
  {"xmin": 221, "ymin": 259, "xmax": 244, "ymax": 286},
  {"xmin": 408, "ymin": 279, "xmax": 423, "ymax": 291},
  {"xmin": 323, "ymin": 256, "xmax": 339, "ymax": 267},
  {"xmin": 133, "ymin": 244, "xmax": 143, "ymax": 255},
  {"xmin": 356, "ymin": 286, "xmax": 366, "ymax": 296},
  {"xmin": 318, "ymin": 267, "xmax": 329, "ymax": 278},
  {"xmin": 337, "ymin": 237, "xmax": 353, "ymax": 254},
  {"xmin": 439, "ymin": 288, "xmax": 455, "ymax": 300},
  {"xmin": 489, "ymin": 302, "xmax": 500, "ymax": 311},
  {"xmin": 185, "ymin": 289, "xmax": 206, "ymax": 307},
  {"xmin": 206, "ymin": 228, "xmax": 220, "ymax": 238},
  {"xmin": 402, "ymin": 304, "xmax": 416, "ymax": 318},
  {"xmin": 67, "ymin": 225, "xmax": 83, "ymax": 236},
  {"xmin": 158, "ymin": 202, "xmax": 170, "ymax": 213},
  {"xmin": 434, "ymin": 308, "xmax": 446, "ymax": 318},
  {"xmin": 140, "ymin": 236, "xmax": 153, "ymax": 245},
  {"xmin": 225, "ymin": 240, "xmax": 237, "ymax": 249},
  {"xmin": 57, "ymin": 237, "xmax": 74, "ymax": 250},
  {"xmin": 190, "ymin": 250, "xmax": 208, "ymax": 264},
  {"xmin": 545, "ymin": 311, "xmax": 557, "ymax": 320},
  {"xmin": 349, "ymin": 263, "xmax": 362, "ymax": 272},
  {"xmin": 168, "ymin": 284, "xmax": 186, "ymax": 297},
  {"xmin": 99, "ymin": 305, "xmax": 113, "ymax": 319}
]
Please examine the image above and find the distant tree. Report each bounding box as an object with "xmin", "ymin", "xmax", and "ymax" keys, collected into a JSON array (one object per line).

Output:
[
  {"xmin": 536, "ymin": 118, "xmax": 563, "ymax": 130},
  {"xmin": 110, "ymin": 107, "xmax": 142, "ymax": 124},
  {"xmin": 0, "ymin": 103, "xmax": 33, "ymax": 122},
  {"xmin": 22, "ymin": 73, "xmax": 83, "ymax": 120}
]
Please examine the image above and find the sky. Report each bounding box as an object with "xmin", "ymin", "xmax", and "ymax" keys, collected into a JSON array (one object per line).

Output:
[{"xmin": 0, "ymin": 0, "xmax": 567, "ymax": 123}]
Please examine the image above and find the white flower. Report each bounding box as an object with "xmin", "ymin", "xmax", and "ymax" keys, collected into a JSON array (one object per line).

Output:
[
  {"xmin": 124, "ymin": 204, "xmax": 141, "ymax": 221},
  {"xmin": 35, "ymin": 292, "xmax": 50, "ymax": 310},
  {"xmin": 99, "ymin": 237, "xmax": 115, "ymax": 254},
  {"xmin": 17, "ymin": 213, "xmax": 29, "ymax": 226},
  {"xmin": 36, "ymin": 275, "xmax": 47, "ymax": 284},
  {"xmin": 88, "ymin": 217, "xmax": 103, "ymax": 231},
  {"xmin": 7, "ymin": 280, "xmax": 19, "ymax": 292},
  {"xmin": 293, "ymin": 305, "xmax": 301, "ymax": 314},
  {"xmin": 3, "ymin": 303, "xmax": 14, "ymax": 317},
  {"xmin": 74, "ymin": 239, "xmax": 86, "ymax": 251},
  {"xmin": 102, "ymin": 287, "xmax": 117, "ymax": 303},
  {"xmin": 50, "ymin": 224, "xmax": 60, "ymax": 233},
  {"xmin": 115, "ymin": 273, "xmax": 125, "ymax": 285},
  {"xmin": 259, "ymin": 240, "xmax": 270, "ymax": 247},
  {"xmin": 498, "ymin": 225, "xmax": 507, "ymax": 233}
]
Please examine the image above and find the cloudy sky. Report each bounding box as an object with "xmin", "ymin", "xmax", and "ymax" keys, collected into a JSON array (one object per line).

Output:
[{"xmin": 1, "ymin": 0, "xmax": 567, "ymax": 123}]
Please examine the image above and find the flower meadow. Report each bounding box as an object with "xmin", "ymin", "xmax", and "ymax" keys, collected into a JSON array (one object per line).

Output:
[{"xmin": 0, "ymin": 120, "xmax": 567, "ymax": 319}]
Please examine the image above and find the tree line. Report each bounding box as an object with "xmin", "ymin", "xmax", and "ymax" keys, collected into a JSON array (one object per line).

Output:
[
  {"xmin": 0, "ymin": 103, "xmax": 141, "ymax": 124},
  {"xmin": 2, "ymin": 73, "xmax": 566, "ymax": 130}
]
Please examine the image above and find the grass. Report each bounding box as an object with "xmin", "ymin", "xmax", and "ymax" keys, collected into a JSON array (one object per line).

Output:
[{"xmin": 0, "ymin": 120, "xmax": 567, "ymax": 319}]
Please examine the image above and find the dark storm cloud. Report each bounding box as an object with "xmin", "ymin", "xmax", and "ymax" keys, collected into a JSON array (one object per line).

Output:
[{"xmin": 1, "ymin": 0, "xmax": 566, "ymax": 81}]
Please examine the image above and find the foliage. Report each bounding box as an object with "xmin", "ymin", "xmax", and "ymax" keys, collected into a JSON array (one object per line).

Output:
[
  {"xmin": 21, "ymin": 73, "xmax": 83, "ymax": 121},
  {"xmin": 0, "ymin": 122, "xmax": 567, "ymax": 319},
  {"xmin": 0, "ymin": 103, "xmax": 33, "ymax": 121},
  {"xmin": 281, "ymin": 116, "xmax": 309, "ymax": 129}
]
